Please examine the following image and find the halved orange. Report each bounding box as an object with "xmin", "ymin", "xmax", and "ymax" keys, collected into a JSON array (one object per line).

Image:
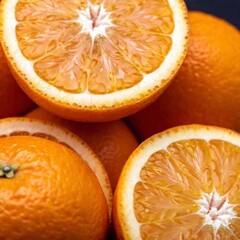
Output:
[
  {"xmin": 113, "ymin": 125, "xmax": 240, "ymax": 239},
  {"xmin": 0, "ymin": 117, "xmax": 112, "ymax": 221},
  {"xmin": 0, "ymin": 0, "xmax": 188, "ymax": 121}
]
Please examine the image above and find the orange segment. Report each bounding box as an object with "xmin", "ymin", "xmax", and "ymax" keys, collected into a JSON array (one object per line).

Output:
[
  {"xmin": 140, "ymin": 215, "xmax": 204, "ymax": 239},
  {"xmin": 1, "ymin": 0, "xmax": 188, "ymax": 121},
  {"xmin": 107, "ymin": 0, "xmax": 174, "ymax": 34},
  {"xmin": 15, "ymin": 1, "xmax": 81, "ymax": 21},
  {"xmin": 114, "ymin": 125, "xmax": 240, "ymax": 239},
  {"xmin": 16, "ymin": 21, "xmax": 84, "ymax": 59},
  {"xmin": 209, "ymin": 140, "xmax": 240, "ymax": 196},
  {"xmin": 88, "ymin": 37, "xmax": 143, "ymax": 93},
  {"xmin": 34, "ymin": 32, "xmax": 92, "ymax": 92},
  {"xmin": 107, "ymin": 29, "xmax": 172, "ymax": 74}
]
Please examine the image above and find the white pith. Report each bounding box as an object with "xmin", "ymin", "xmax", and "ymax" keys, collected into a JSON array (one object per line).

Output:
[
  {"xmin": 116, "ymin": 125, "xmax": 240, "ymax": 239},
  {"xmin": 1, "ymin": 0, "xmax": 188, "ymax": 108},
  {"xmin": 196, "ymin": 189, "xmax": 238, "ymax": 235}
]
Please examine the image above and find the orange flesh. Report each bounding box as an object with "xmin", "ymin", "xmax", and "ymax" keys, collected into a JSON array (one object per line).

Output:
[
  {"xmin": 134, "ymin": 139, "xmax": 240, "ymax": 239},
  {"xmin": 15, "ymin": 0, "xmax": 173, "ymax": 94}
]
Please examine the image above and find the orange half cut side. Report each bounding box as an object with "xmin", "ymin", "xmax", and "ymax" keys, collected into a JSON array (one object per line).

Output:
[
  {"xmin": 114, "ymin": 125, "xmax": 240, "ymax": 239},
  {"xmin": 1, "ymin": 0, "xmax": 188, "ymax": 121}
]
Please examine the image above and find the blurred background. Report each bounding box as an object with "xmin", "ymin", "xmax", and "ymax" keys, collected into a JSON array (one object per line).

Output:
[{"xmin": 185, "ymin": 0, "xmax": 240, "ymax": 28}]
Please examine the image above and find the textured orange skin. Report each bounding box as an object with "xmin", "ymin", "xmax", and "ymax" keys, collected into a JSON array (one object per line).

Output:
[
  {"xmin": 26, "ymin": 107, "xmax": 139, "ymax": 190},
  {"xmin": 0, "ymin": 44, "xmax": 35, "ymax": 118},
  {"xmin": 128, "ymin": 11, "xmax": 240, "ymax": 140},
  {"xmin": 0, "ymin": 136, "xmax": 108, "ymax": 240}
]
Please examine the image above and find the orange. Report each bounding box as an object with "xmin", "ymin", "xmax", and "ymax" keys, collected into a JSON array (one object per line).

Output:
[
  {"xmin": 113, "ymin": 124, "xmax": 240, "ymax": 239},
  {"xmin": 0, "ymin": 0, "xmax": 188, "ymax": 121},
  {"xmin": 0, "ymin": 43, "xmax": 35, "ymax": 118},
  {"xmin": 26, "ymin": 107, "xmax": 139, "ymax": 190},
  {"xmin": 128, "ymin": 11, "xmax": 240, "ymax": 140},
  {"xmin": 0, "ymin": 135, "xmax": 108, "ymax": 240},
  {"xmin": 0, "ymin": 117, "xmax": 112, "ymax": 220}
]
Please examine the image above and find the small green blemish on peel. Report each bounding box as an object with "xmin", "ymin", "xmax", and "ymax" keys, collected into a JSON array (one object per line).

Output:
[{"xmin": 0, "ymin": 163, "xmax": 19, "ymax": 178}]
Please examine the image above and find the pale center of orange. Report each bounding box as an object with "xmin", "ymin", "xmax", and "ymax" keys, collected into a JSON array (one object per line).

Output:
[
  {"xmin": 77, "ymin": 3, "xmax": 113, "ymax": 41},
  {"xmin": 196, "ymin": 190, "xmax": 238, "ymax": 234}
]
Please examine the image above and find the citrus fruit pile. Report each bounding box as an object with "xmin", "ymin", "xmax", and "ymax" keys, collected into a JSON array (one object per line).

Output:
[
  {"xmin": 128, "ymin": 11, "xmax": 240, "ymax": 140},
  {"xmin": 0, "ymin": 0, "xmax": 240, "ymax": 239},
  {"xmin": 25, "ymin": 107, "xmax": 139, "ymax": 190}
]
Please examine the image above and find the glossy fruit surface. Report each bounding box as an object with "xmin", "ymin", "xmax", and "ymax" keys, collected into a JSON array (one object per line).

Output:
[
  {"xmin": 0, "ymin": 117, "xmax": 112, "ymax": 219},
  {"xmin": 0, "ymin": 135, "xmax": 108, "ymax": 240}
]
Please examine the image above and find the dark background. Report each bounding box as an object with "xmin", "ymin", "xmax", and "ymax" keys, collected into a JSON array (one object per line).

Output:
[{"xmin": 185, "ymin": 0, "xmax": 240, "ymax": 28}]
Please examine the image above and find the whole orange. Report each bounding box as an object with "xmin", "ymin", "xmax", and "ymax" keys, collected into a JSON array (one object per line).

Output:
[
  {"xmin": 0, "ymin": 44, "xmax": 35, "ymax": 118},
  {"xmin": 0, "ymin": 136, "xmax": 108, "ymax": 240},
  {"xmin": 128, "ymin": 11, "xmax": 240, "ymax": 140},
  {"xmin": 26, "ymin": 107, "xmax": 139, "ymax": 190}
]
